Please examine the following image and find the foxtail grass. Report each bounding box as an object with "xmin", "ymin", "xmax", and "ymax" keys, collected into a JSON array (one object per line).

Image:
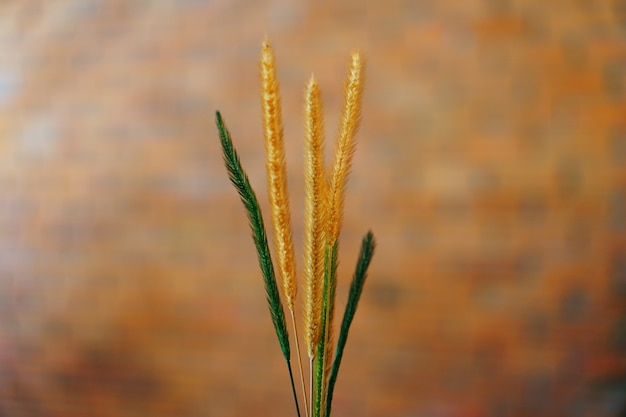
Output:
[
  {"xmin": 261, "ymin": 40, "xmax": 298, "ymax": 312},
  {"xmin": 216, "ymin": 42, "xmax": 375, "ymax": 417},
  {"xmin": 216, "ymin": 111, "xmax": 301, "ymax": 417},
  {"xmin": 327, "ymin": 51, "xmax": 365, "ymax": 244},
  {"xmin": 303, "ymin": 76, "xmax": 328, "ymax": 417},
  {"xmin": 303, "ymin": 76, "xmax": 326, "ymax": 360},
  {"xmin": 261, "ymin": 41, "xmax": 309, "ymax": 417},
  {"xmin": 314, "ymin": 50, "xmax": 365, "ymax": 417}
]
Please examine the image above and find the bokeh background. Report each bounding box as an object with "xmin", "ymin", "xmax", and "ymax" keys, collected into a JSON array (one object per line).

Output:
[{"xmin": 0, "ymin": 0, "xmax": 625, "ymax": 416}]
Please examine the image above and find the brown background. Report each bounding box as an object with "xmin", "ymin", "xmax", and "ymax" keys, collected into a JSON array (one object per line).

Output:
[{"xmin": 0, "ymin": 0, "xmax": 625, "ymax": 416}]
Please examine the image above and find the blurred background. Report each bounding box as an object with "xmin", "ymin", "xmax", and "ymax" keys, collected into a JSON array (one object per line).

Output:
[{"xmin": 0, "ymin": 0, "xmax": 624, "ymax": 416}]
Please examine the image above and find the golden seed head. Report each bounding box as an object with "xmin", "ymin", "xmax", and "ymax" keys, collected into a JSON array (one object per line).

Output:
[
  {"xmin": 303, "ymin": 75, "xmax": 328, "ymax": 358},
  {"xmin": 260, "ymin": 40, "xmax": 297, "ymax": 310},
  {"xmin": 328, "ymin": 51, "xmax": 365, "ymax": 245}
]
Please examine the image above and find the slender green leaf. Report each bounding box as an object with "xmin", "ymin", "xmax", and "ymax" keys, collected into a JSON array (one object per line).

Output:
[{"xmin": 325, "ymin": 231, "xmax": 376, "ymax": 417}]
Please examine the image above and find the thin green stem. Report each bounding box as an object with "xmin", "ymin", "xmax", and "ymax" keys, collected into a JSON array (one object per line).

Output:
[
  {"xmin": 309, "ymin": 357, "xmax": 314, "ymax": 417},
  {"xmin": 313, "ymin": 241, "xmax": 339, "ymax": 417},
  {"xmin": 324, "ymin": 231, "xmax": 375, "ymax": 417},
  {"xmin": 290, "ymin": 310, "xmax": 310, "ymax": 417},
  {"xmin": 287, "ymin": 360, "xmax": 302, "ymax": 417},
  {"xmin": 313, "ymin": 245, "xmax": 331, "ymax": 417}
]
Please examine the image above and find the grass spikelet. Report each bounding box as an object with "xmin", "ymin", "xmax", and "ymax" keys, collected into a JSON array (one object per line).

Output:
[
  {"xmin": 325, "ymin": 231, "xmax": 376, "ymax": 417},
  {"xmin": 303, "ymin": 75, "xmax": 327, "ymax": 360},
  {"xmin": 260, "ymin": 40, "xmax": 298, "ymax": 310}
]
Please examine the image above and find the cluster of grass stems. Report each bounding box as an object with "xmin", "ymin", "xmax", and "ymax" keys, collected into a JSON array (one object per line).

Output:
[{"xmin": 216, "ymin": 40, "xmax": 375, "ymax": 417}]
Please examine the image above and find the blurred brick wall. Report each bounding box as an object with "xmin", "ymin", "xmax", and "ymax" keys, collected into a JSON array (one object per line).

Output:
[{"xmin": 0, "ymin": 0, "xmax": 625, "ymax": 416}]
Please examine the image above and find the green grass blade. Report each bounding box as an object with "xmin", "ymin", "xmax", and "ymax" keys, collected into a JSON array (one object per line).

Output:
[
  {"xmin": 324, "ymin": 231, "xmax": 376, "ymax": 417},
  {"xmin": 215, "ymin": 111, "xmax": 291, "ymax": 361}
]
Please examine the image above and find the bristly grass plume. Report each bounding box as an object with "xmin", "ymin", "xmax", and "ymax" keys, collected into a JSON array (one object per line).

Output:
[
  {"xmin": 216, "ymin": 111, "xmax": 300, "ymax": 417},
  {"xmin": 216, "ymin": 41, "xmax": 376, "ymax": 417},
  {"xmin": 261, "ymin": 40, "xmax": 298, "ymax": 313},
  {"xmin": 261, "ymin": 40, "xmax": 309, "ymax": 417},
  {"xmin": 303, "ymin": 76, "xmax": 328, "ymax": 415}
]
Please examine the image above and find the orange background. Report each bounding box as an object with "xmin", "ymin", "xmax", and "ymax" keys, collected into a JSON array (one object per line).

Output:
[{"xmin": 0, "ymin": 0, "xmax": 625, "ymax": 416}]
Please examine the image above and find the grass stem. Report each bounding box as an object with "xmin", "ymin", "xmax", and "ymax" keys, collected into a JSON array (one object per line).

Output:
[
  {"xmin": 309, "ymin": 357, "xmax": 314, "ymax": 417},
  {"xmin": 324, "ymin": 231, "xmax": 375, "ymax": 417},
  {"xmin": 290, "ymin": 310, "xmax": 310, "ymax": 417},
  {"xmin": 287, "ymin": 360, "xmax": 302, "ymax": 417}
]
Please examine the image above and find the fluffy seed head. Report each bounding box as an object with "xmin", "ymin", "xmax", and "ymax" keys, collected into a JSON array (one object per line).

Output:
[
  {"xmin": 260, "ymin": 40, "xmax": 298, "ymax": 310},
  {"xmin": 303, "ymin": 75, "xmax": 328, "ymax": 358},
  {"xmin": 328, "ymin": 51, "xmax": 365, "ymax": 245}
]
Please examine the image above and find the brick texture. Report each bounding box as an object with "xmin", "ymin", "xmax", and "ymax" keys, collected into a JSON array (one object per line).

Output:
[{"xmin": 0, "ymin": 0, "xmax": 624, "ymax": 416}]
